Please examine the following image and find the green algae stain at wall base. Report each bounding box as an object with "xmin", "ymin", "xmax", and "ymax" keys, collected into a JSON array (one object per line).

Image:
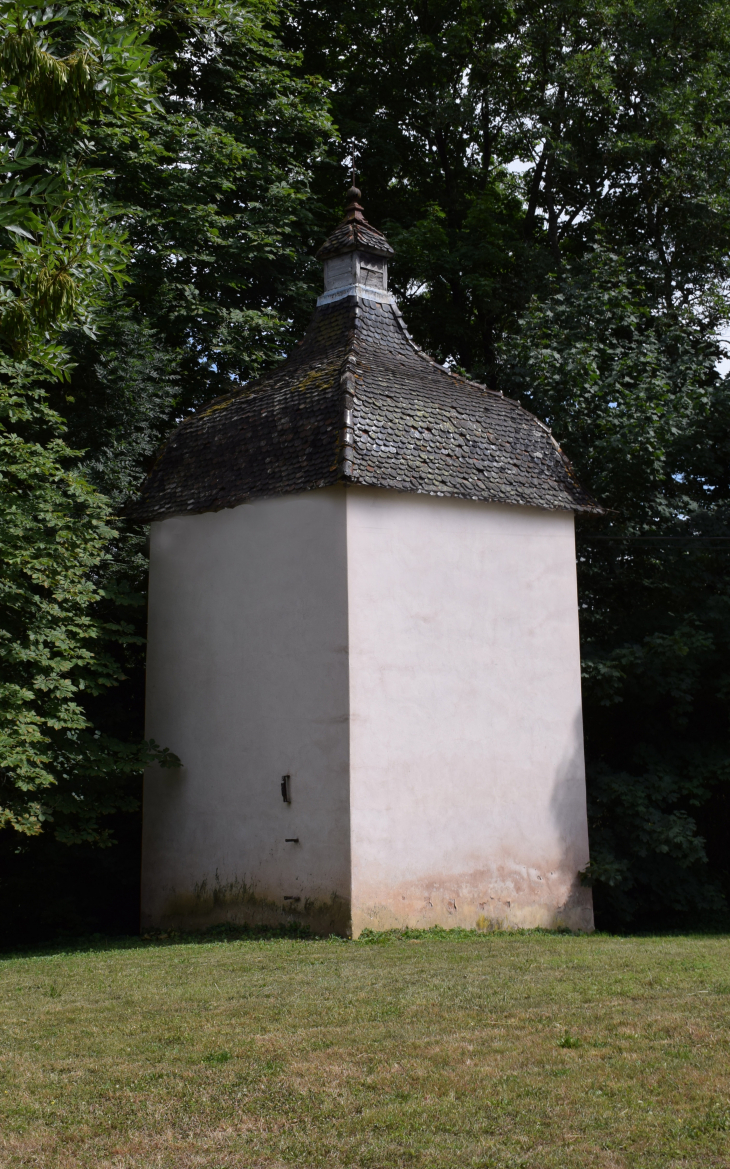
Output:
[{"xmin": 154, "ymin": 874, "xmax": 352, "ymax": 937}]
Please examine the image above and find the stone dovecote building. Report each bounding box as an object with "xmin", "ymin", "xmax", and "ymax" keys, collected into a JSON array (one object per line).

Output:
[{"xmin": 137, "ymin": 188, "xmax": 599, "ymax": 936}]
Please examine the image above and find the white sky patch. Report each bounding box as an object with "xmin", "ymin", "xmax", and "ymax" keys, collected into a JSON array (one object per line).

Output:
[
  {"xmin": 717, "ymin": 322, "xmax": 730, "ymax": 377},
  {"xmin": 406, "ymin": 280, "xmax": 429, "ymax": 298}
]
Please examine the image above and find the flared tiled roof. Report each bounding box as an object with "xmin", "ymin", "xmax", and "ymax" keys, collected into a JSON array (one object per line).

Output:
[{"xmin": 131, "ymin": 292, "xmax": 599, "ymax": 523}]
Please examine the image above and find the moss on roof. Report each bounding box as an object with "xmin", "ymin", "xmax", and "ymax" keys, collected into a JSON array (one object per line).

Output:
[{"xmin": 131, "ymin": 292, "xmax": 599, "ymax": 523}]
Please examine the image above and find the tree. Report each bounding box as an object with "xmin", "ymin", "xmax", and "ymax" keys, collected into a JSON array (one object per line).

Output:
[
  {"xmin": 287, "ymin": 0, "xmax": 730, "ymax": 376},
  {"xmin": 0, "ymin": 0, "xmax": 178, "ymax": 845},
  {"xmin": 79, "ymin": 0, "xmax": 333, "ymax": 415}
]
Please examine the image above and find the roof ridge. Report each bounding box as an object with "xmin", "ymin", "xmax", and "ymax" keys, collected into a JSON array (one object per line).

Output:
[
  {"xmin": 338, "ymin": 348, "xmax": 357, "ymax": 480},
  {"xmin": 356, "ymin": 295, "xmax": 505, "ymax": 398},
  {"xmin": 332, "ymin": 298, "xmax": 360, "ymax": 480}
]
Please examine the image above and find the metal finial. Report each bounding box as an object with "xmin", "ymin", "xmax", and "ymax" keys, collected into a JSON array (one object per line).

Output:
[{"xmin": 345, "ymin": 143, "xmax": 359, "ymax": 190}]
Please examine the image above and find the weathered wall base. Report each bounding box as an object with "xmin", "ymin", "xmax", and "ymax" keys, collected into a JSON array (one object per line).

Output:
[
  {"xmin": 144, "ymin": 874, "xmax": 351, "ymax": 936},
  {"xmin": 351, "ymin": 869, "xmax": 594, "ymax": 936}
]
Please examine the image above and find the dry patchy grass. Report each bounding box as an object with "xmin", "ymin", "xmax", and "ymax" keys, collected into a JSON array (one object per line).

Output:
[{"xmin": 0, "ymin": 929, "xmax": 729, "ymax": 1168}]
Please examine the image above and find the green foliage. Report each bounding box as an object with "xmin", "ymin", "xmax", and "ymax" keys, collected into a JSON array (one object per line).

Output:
[
  {"xmin": 0, "ymin": 0, "xmax": 161, "ymax": 122},
  {"xmin": 499, "ymin": 249, "xmax": 721, "ymax": 519},
  {"xmin": 558, "ymin": 1031, "xmax": 582, "ymax": 1049},
  {"xmin": 92, "ymin": 0, "xmax": 332, "ymax": 409},
  {"xmin": 0, "ymin": 1, "xmax": 162, "ymax": 373},
  {"xmin": 0, "ymin": 357, "xmax": 179, "ymax": 842},
  {"xmin": 0, "ymin": 143, "xmax": 130, "ymax": 375},
  {"xmin": 289, "ymin": 0, "xmax": 730, "ymax": 375},
  {"xmin": 0, "ymin": 2, "xmax": 178, "ymax": 843},
  {"xmin": 0, "ymin": 364, "xmax": 116, "ymax": 836}
]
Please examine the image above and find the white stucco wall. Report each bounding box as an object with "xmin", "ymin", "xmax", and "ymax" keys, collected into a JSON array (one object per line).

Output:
[
  {"xmin": 141, "ymin": 488, "xmax": 351, "ymax": 933},
  {"xmin": 142, "ymin": 483, "xmax": 592, "ymax": 936},
  {"xmin": 345, "ymin": 487, "xmax": 593, "ymax": 934}
]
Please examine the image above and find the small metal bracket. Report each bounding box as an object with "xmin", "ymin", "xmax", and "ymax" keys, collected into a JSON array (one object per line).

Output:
[{"xmin": 281, "ymin": 774, "xmax": 291, "ymax": 804}]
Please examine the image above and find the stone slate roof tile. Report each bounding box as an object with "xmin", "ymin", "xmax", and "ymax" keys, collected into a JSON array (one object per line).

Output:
[
  {"xmin": 315, "ymin": 217, "xmax": 394, "ymax": 260},
  {"xmin": 131, "ymin": 292, "xmax": 600, "ymax": 522}
]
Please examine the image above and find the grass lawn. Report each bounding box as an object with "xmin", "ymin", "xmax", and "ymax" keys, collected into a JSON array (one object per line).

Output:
[{"xmin": 0, "ymin": 929, "xmax": 728, "ymax": 1168}]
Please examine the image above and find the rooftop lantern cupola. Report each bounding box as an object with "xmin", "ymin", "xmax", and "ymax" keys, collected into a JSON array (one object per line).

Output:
[{"xmin": 315, "ymin": 186, "xmax": 395, "ymax": 305}]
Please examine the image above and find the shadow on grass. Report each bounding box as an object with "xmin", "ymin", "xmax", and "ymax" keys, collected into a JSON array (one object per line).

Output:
[
  {"xmin": 0, "ymin": 920, "xmax": 318, "ymax": 961},
  {"xmin": 2, "ymin": 920, "xmax": 728, "ymax": 963}
]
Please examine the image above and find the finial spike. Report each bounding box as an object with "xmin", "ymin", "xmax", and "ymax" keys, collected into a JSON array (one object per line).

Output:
[{"xmin": 347, "ymin": 144, "xmax": 359, "ymax": 191}]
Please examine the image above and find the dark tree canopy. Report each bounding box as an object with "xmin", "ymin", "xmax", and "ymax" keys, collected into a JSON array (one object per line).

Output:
[{"xmin": 287, "ymin": 0, "xmax": 730, "ymax": 377}]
